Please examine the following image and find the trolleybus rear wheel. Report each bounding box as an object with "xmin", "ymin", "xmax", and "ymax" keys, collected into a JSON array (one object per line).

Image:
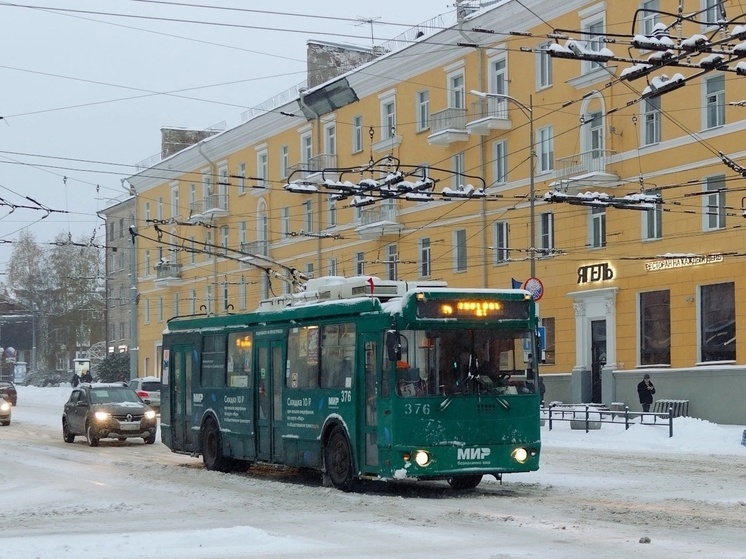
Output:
[
  {"xmin": 447, "ymin": 474, "xmax": 482, "ymax": 490},
  {"xmin": 202, "ymin": 418, "xmax": 229, "ymax": 472},
  {"xmin": 324, "ymin": 426, "xmax": 357, "ymax": 491}
]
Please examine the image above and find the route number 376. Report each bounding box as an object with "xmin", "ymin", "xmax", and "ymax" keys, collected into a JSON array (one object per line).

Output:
[{"xmin": 404, "ymin": 403, "xmax": 431, "ymax": 415}]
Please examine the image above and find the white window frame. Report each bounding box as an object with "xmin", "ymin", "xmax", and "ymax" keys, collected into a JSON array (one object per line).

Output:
[
  {"xmin": 327, "ymin": 197, "xmax": 337, "ymax": 229},
  {"xmin": 324, "ymin": 121, "xmax": 336, "ymax": 155},
  {"xmin": 189, "ymin": 289, "xmax": 196, "ymax": 315},
  {"xmin": 703, "ymin": 174, "xmax": 726, "ymax": 231},
  {"xmin": 170, "ymin": 183, "xmax": 179, "ymax": 218},
  {"xmin": 300, "ymin": 132, "xmax": 312, "ymax": 165},
  {"xmin": 580, "ymin": 7, "xmax": 606, "ymax": 74},
  {"xmin": 416, "ymin": 90, "xmax": 430, "ymax": 132},
  {"xmin": 540, "ymin": 212, "xmax": 555, "ymax": 255},
  {"xmin": 452, "ymin": 152, "xmax": 465, "ymax": 187},
  {"xmin": 386, "ymin": 244, "xmax": 398, "ymax": 280},
  {"xmin": 494, "ymin": 221, "xmax": 509, "ymax": 264},
  {"xmin": 643, "ymin": 189, "xmax": 663, "ymax": 240},
  {"xmin": 704, "ymin": 74, "xmax": 725, "ymax": 129},
  {"xmin": 420, "ymin": 238, "xmax": 431, "ymax": 278},
  {"xmin": 448, "ymin": 70, "xmax": 465, "ymax": 109},
  {"xmin": 641, "ymin": 0, "xmax": 660, "ymax": 35},
  {"xmin": 352, "ymin": 116, "xmax": 363, "ymax": 153},
  {"xmin": 281, "ymin": 207, "xmax": 290, "ymax": 238},
  {"xmin": 493, "ymin": 140, "xmax": 507, "ymax": 184},
  {"xmin": 328, "ymin": 258, "xmax": 337, "ymax": 276},
  {"xmin": 217, "ymin": 165, "xmax": 228, "ymax": 210},
  {"xmin": 238, "ymin": 277, "xmax": 247, "ymax": 310},
  {"xmin": 380, "ymin": 95, "xmax": 396, "ymax": 140},
  {"xmin": 536, "ymin": 41, "xmax": 553, "ymax": 89},
  {"xmin": 239, "ymin": 221, "xmax": 247, "ymax": 246},
  {"xmin": 303, "ymin": 200, "xmax": 313, "ymax": 233},
  {"xmin": 590, "ymin": 206, "xmax": 606, "ymax": 248},
  {"xmin": 238, "ymin": 163, "xmax": 246, "ymax": 195},
  {"xmin": 643, "ymin": 97, "xmax": 661, "ymax": 145},
  {"xmin": 538, "ymin": 126, "xmax": 554, "ymax": 173},
  {"xmin": 280, "ymin": 145, "xmax": 289, "ymax": 179},
  {"xmin": 355, "ymin": 252, "xmax": 365, "ymax": 275},
  {"xmin": 488, "ymin": 53, "xmax": 508, "ymax": 118},
  {"xmin": 702, "ymin": 0, "xmax": 722, "ymax": 28},
  {"xmin": 453, "ymin": 229, "xmax": 467, "ymax": 272},
  {"xmin": 256, "ymin": 149, "xmax": 268, "ymax": 187}
]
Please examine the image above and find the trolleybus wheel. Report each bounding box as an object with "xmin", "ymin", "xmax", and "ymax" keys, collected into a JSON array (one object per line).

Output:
[
  {"xmin": 324, "ymin": 426, "xmax": 357, "ymax": 491},
  {"xmin": 202, "ymin": 418, "xmax": 230, "ymax": 472},
  {"xmin": 447, "ymin": 474, "xmax": 482, "ymax": 490}
]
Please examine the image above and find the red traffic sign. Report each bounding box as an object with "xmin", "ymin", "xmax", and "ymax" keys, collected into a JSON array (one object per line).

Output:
[{"xmin": 523, "ymin": 277, "xmax": 544, "ymax": 301}]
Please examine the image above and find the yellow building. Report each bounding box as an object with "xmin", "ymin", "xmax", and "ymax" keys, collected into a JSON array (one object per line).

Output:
[{"xmin": 124, "ymin": 0, "xmax": 746, "ymax": 423}]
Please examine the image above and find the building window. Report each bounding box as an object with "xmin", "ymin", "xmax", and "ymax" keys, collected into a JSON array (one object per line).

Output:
[
  {"xmin": 541, "ymin": 317, "xmax": 555, "ymax": 364},
  {"xmin": 305, "ymin": 262, "xmax": 314, "ymax": 279},
  {"xmin": 493, "ymin": 140, "xmax": 507, "ymax": 184},
  {"xmin": 239, "ymin": 277, "xmax": 247, "ymax": 310},
  {"xmin": 281, "ymin": 207, "xmax": 290, "ymax": 238},
  {"xmin": 643, "ymin": 97, "xmax": 661, "ymax": 145},
  {"xmin": 189, "ymin": 236, "xmax": 195, "ymax": 264},
  {"xmin": 239, "ymin": 221, "xmax": 247, "ymax": 246},
  {"xmin": 356, "ymin": 252, "xmax": 365, "ymax": 275},
  {"xmin": 381, "ymin": 98, "xmax": 396, "ymax": 140},
  {"xmin": 144, "ymin": 202, "xmax": 151, "ymax": 223},
  {"xmin": 256, "ymin": 150, "xmax": 268, "ymax": 187},
  {"xmin": 158, "ymin": 296, "xmax": 163, "ymax": 322},
  {"xmin": 454, "ymin": 229, "xmax": 467, "ymax": 272},
  {"xmin": 582, "ymin": 16, "xmax": 606, "ymax": 73},
  {"xmin": 705, "ymin": 74, "xmax": 725, "ymax": 129},
  {"xmin": 301, "ymin": 133, "xmax": 312, "ymax": 166},
  {"xmin": 703, "ymin": 0, "xmax": 721, "ymax": 26},
  {"xmin": 590, "ymin": 206, "xmax": 606, "ymax": 248},
  {"xmin": 588, "ymin": 111, "xmax": 604, "ymax": 158},
  {"xmin": 641, "ymin": 0, "xmax": 660, "ymax": 35},
  {"xmin": 640, "ymin": 290, "xmax": 670, "ymax": 366},
  {"xmin": 303, "ymin": 200, "xmax": 313, "ymax": 233},
  {"xmin": 416, "ymin": 90, "xmax": 430, "ymax": 132},
  {"xmin": 494, "ymin": 221, "xmax": 509, "ymax": 263},
  {"xmin": 280, "ymin": 146, "xmax": 289, "ymax": 179},
  {"xmin": 419, "ymin": 238, "xmax": 431, "ymax": 277},
  {"xmin": 540, "ymin": 212, "xmax": 554, "ymax": 255},
  {"xmin": 170, "ymin": 184, "xmax": 179, "ymax": 218},
  {"xmin": 238, "ymin": 163, "xmax": 246, "ymax": 194},
  {"xmin": 538, "ymin": 126, "xmax": 554, "ymax": 172},
  {"xmin": 700, "ymin": 282, "xmax": 735, "ymax": 362},
  {"xmin": 204, "ymin": 230, "xmax": 212, "ymax": 261},
  {"xmin": 387, "ymin": 244, "xmax": 398, "ymax": 280},
  {"xmin": 489, "ymin": 56, "xmax": 507, "ymax": 117},
  {"xmin": 157, "ymin": 197, "xmax": 163, "ymax": 220},
  {"xmin": 205, "ymin": 285, "xmax": 213, "ymax": 315},
  {"xmin": 704, "ymin": 174, "xmax": 726, "ymax": 231},
  {"xmin": 221, "ymin": 225, "xmax": 229, "ymax": 254},
  {"xmin": 256, "ymin": 200, "xmax": 268, "ymax": 254},
  {"xmin": 452, "ymin": 152, "xmax": 465, "ymax": 187},
  {"xmin": 448, "ymin": 71, "xmax": 465, "ymax": 109},
  {"xmin": 352, "ymin": 115, "xmax": 363, "ymax": 153},
  {"xmin": 324, "ymin": 122, "xmax": 336, "ymax": 155},
  {"xmin": 189, "ymin": 289, "xmax": 196, "ymax": 315},
  {"xmin": 328, "ymin": 258, "xmax": 337, "ymax": 276},
  {"xmin": 536, "ymin": 42, "xmax": 553, "ymax": 89},
  {"xmin": 327, "ymin": 197, "xmax": 337, "ymax": 228},
  {"xmin": 144, "ymin": 298, "xmax": 150, "ymax": 324},
  {"xmin": 172, "ymin": 292, "xmax": 179, "ymax": 318},
  {"xmin": 643, "ymin": 189, "xmax": 662, "ymax": 240},
  {"xmin": 222, "ymin": 280, "xmax": 229, "ymax": 311}
]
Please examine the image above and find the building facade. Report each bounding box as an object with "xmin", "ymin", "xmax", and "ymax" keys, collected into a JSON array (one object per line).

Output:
[{"xmin": 123, "ymin": 0, "xmax": 746, "ymax": 423}]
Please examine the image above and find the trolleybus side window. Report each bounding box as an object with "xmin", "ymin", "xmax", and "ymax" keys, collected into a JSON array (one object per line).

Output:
[
  {"xmin": 201, "ymin": 334, "xmax": 226, "ymax": 387},
  {"xmin": 287, "ymin": 326, "xmax": 319, "ymax": 389},
  {"xmin": 321, "ymin": 323, "xmax": 355, "ymax": 389},
  {"xmin": 227, "ymin": 332, "xmax": 253, "ymax": 388}
]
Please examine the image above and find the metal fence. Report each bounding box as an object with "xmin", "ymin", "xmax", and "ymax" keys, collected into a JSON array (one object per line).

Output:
[{"xmin": 543, "ymin": 404, "xmax": 676, "ymax": 437}]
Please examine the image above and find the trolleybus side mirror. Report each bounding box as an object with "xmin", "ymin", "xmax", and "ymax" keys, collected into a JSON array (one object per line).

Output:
[{"xmin": 385, "ymin": 330, "xmax": 401, "ymax": 362}]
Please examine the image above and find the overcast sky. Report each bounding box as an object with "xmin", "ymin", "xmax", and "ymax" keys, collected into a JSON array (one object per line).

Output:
[{"xmin": 0, "ymin": 0, "xmax": 454, "ymax": 273}]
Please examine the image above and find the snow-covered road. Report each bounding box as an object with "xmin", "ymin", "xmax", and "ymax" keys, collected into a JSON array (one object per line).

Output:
[{"xmin": 1, "ymin": 386, "xmax": 745, "ymax": 558}]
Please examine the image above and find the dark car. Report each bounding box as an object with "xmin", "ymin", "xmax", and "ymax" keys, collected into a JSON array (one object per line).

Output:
[
  {"xmin": 62, "ymin": 383, "xmax": 157, "ymax": 447},
  {"xmin": 0, "ymin": 381, "xmax": 17, "ymax": 406}
]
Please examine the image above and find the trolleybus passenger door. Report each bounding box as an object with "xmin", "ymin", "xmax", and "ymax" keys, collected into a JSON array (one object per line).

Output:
[
  {"xmin": 256, "ymin": 339, "xmax": 284, "ymax": 463},
  {"xmin": 361, "ymin": 335, "xmax": 380, "ymax": 469},
  {"xmin": 171, "ymin": 344, "xmax": 195, "ymax": 452}
]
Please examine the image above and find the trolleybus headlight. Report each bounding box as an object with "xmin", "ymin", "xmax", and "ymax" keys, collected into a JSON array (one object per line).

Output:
[
  {"xmin": 94, "ymin": 411, "xmax": 111, "ymax": 422},
  {"xmin": 144, "ymin": 410, "xmax": 156, "ymax": 420},
  {"xmin": 413, "ymin": 450, "xmax": 431, "ymax": 467},
  {"xmin": 511, "ymin": 447, "xmax": 529, "ymax": 464}
]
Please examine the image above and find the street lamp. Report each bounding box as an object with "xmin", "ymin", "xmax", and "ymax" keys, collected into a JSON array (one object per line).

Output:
[{"xmin": 470, "ymin": 90, "xmax": 536, "ymax": 280}]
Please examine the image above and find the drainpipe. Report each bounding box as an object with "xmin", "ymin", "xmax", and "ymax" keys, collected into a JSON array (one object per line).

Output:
[
  {"xmin": 197, "ymin": 142, "xmax": 220, "ymax": 314},
  {"xmin": 298, "ymin": 93, "xmax": 323, "ymax": 277},
  {"xmin": 121, "ymin": 178, "xmax": 138, "ymax": 381}
]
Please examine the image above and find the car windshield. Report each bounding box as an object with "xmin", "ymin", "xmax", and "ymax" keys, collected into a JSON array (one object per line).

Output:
[
  {"xmin": 89, "ymin": 388, "xmax": 142, "ymax": 404},
  {"xmin": 141, "ymin": 382, "xmax": 162, "ymax": 392}
]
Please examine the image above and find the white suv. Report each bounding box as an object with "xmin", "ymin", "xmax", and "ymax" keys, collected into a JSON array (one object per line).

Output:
[{"xmin": 128, "ymin": 376, "xmax": 162, "ymax": 412}]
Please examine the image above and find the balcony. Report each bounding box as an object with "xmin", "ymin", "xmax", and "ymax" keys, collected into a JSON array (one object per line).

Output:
[
  {"xmin": 187, "ymin": 193, "xmax": 229, "ymax": 222},
  {"xmin": 153, "ymin": 262, "xmax": 183, "ymax": 287},
  {"xmin": 354, "ymin": 202, "xmax": 402, "ymax": 239},
  {"xmin": 427, "ymin": 107, "xmax": 469, "ymax": 146},
  {"xmin": 554, "ymin": 150, "xmax": 620, "ymax": 192},
  {"xmin": 287, "ymin": 153, "xmax": 338, "ymax": 184},
  {"xmin": 239, "ymin": 240, "xmax": 270, "ymax": 264},
  {"xmin": 465, "ymin": 98, "xmax": 512, "ymax": 135}
]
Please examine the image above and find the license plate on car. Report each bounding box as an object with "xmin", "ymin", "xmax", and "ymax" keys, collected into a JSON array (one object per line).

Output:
[{"xmin": 120, "ymin": 423, "xmax": 140, "ymax": 431}]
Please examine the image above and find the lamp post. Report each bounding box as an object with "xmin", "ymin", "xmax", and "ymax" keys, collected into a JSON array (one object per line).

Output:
[{"xmin": 470, "ymin": 90, "xmax": 536, "ymax": 279}]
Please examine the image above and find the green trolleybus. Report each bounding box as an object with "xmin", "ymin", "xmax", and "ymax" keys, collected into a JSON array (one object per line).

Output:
[{"xmin": 161, "ymin": 276, "xmax": 542, "ymax": 491}]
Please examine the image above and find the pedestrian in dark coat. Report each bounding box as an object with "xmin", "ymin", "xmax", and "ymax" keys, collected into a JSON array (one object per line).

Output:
[
  {"xmin": 80, "ymin": 369, "xmax": 93, "ymax": 383},
  {"xmin": 71, "ymin": 372, "xmax": 80, "ymax": 387},
  {"xmin": 637, "ymin": 373, "xmax": 655, "ymax": 412}
]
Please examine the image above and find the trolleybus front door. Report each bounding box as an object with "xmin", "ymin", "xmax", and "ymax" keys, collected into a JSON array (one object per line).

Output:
[
  {"xmin": 171, "ymin": 344, "xmax": 195, "ymax": 452},
  {"xmin": 361, "ymin": 335, "xmax": 380, "ymax": 469},
  {"xmin": 256, "ymin": 339, "xmax": 284, "ymax": 463}
]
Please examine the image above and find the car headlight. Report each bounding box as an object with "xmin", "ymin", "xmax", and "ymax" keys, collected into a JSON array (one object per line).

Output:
[
  {"xmin": 511, "ymin": 447, "xmax": 529, "ymax": 464},
  {"xmin": 144, "ymin": 410, "xmax": 156, "ymax": 420},
  {"xmin": 0, "ymin": 401, "xmax": 10, "ymax": 412},
  {"xmin": 94, "ymin": 411, "xmax": 111, "ymax": 421}
]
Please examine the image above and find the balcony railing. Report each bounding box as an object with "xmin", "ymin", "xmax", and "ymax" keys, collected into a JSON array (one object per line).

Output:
[
  {"xmin": 240, "ymin": 240, "xmax": 269, "ymax": 258},
  {"xmin": 189, "ymin": 193, "xmax": 229, "ymax": 217},
  {"xmin": 470, "ymin": 97, "xmax": 509, "ymax": 120},
  {"xmin": 155, "ymin": 262, "xmax": 182, "ymax": 279},
  {"xmin": 359, "ymin": 203, "xmax": 397, "ymax": 226},
  {"xmin": 555, "ymin": 149, "xmax": 618, "ymax": 188},
  {"xmin": 430, "ymin": 107, "xmax": 467, "ymax": 134},
  {"xmin": 287, "ymin": 153, "xmax": 338, "ymax": 180}
]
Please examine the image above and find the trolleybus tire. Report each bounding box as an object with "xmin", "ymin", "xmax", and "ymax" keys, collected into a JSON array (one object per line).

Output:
[
  {"xmin": 86, "ymin": 424, "xmax": 99, "ymax": 447},
  {"xmin": 447, "ymin": 474, "xmax": 482, "ymax": 490},
  {"xmin": 324, "ymin": 426, "xmax": 357, "ymax": 491},
  {"xmin": 202, "ymin": 419, "xmax": 230, "ymax": 472}
]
